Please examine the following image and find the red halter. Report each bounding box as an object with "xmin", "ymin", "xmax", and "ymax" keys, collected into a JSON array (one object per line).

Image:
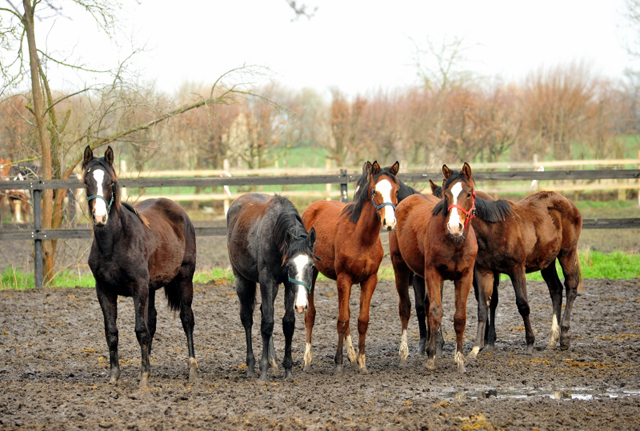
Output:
[{"xmin": 447, "ymin": 191, "xmax": 476, "ymax": 231}]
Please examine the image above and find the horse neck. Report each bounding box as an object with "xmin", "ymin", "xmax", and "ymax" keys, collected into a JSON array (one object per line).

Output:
[
  {"xmin": 92, "ymin": 207, "xmax": 126, "ymax": 254},
  {"xmin": 353, "ymin": 199, "xmax": 382, "ymax": 247}
]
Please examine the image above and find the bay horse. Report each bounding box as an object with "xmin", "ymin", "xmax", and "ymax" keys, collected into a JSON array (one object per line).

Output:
[
  {"xmin": 82, "ymin": 146, "xmax": 198, "ymax": 387},
  {"xmin": 302, "ymin": 160, "xmax": 400, "ymax": 373},
  {"xmin": 430, "ymin": 181, "xmax": 583, "ymax": 355},
  {"xmin": 390, "ymin": 163, "xmax": 478, "ymax": 372},
  {"xmin": 227, "ymin": 193, "xmax": 317, "ymax": 380}
]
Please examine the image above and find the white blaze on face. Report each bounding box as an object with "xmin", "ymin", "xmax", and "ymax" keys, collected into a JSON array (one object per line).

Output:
[
  {"xmin": 447, "ymin": 181, "xmax": 464, "ymax": 235},
  {"xmin": 92, "ymin": 169, "xmax": 108, "ymax": 223},
  {"xmin": 292, "ymin": 254, "xmax": 312, "ymax": 313},
  {"xmin": 375, "ymin": 178, "xmax": 396, "ymax": 230}
]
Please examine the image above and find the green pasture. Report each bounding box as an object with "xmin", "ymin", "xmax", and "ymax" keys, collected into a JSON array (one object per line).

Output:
[{"xmin": 1, "ymin": 250, "xmax": 637, "ymax": 290}]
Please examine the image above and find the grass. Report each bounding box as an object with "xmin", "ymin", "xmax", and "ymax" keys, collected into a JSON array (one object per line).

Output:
[{"xmin": 1, "ymin": 248, "xmax": 637, "ymax": 291}]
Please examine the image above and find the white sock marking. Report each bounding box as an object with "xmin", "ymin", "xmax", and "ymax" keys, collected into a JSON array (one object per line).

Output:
[
  {"xmin": 304, "ymin": 342, "xmax": 312, "ymax": 366},
  {"xmin": 399, "ymin": 329, "xmax": 409, "ymax": 360},
  {"xmin": 345, "ymin": 335, "xmax": 357, "ymax": 363}
]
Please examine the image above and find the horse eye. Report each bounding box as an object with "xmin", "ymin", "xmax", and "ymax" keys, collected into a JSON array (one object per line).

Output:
[{"xmin": 467, "ymin": 193, "xmax": 471, "ymax": 197}]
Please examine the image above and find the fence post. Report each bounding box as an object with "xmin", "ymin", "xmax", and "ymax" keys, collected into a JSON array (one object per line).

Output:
[
  {"xmin": 340, "ymin": 169, "xmax": 348, "ymax": 203},
  {"xmin": 32, "ymin": 186, "xmax": 43, "ymax": 289}
]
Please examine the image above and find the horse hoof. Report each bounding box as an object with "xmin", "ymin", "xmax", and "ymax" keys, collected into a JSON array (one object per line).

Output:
[
  {"xmin": 399, "ymin": 358, "xmax": 408, "ymax": 368},
  {"xmin": 358, "ymin": 366, "xmax": 369, "ymax": 374},
  {"xmin": 303, "ymin": 364, "xmax": 312, "ymax": 373},
  {"xmin": 526, "ymin": 345, "xmax": 535, "ymax": 354},
  {"xmin": 457, "ymin": 362, "xmax": 466, "ymax": 374},
  {"xmin": 246, "ymin": 368, "xmax": 256, "ymax": 378},
  {"xmin": 425, "ymin": 358, "xmax": 436, "ymax": 371},
  {"xmin": 259, "ymin": 373, "xmax": 269, "ymax": 382},
  {"xmin": 284, "ymin": 369, "xmax": 293, "ymax": 380},
  {"xmin": 560, "ymin": 340, "xmax": 570, "ymax": 351},
  {"xmin": 139, "ymin": 372, "xmax": 150, "ymax": 388},
  {"xmin": 468, "ymin": 346, "xmax": 480, "ymax": 360},
  {"xmin": 333, "ymin": 365, "xmax": 343, "ymax": 375}
]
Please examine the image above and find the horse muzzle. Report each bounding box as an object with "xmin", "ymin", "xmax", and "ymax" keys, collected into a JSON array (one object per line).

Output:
[{"xmin": 93, "ymin": 213, "xmax": 108, "ymax": 226}]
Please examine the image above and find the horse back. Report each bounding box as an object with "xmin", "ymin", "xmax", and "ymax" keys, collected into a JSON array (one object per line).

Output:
[
  {"xmin": 135, "ymin": 198, "xmax": 196, "ymax": 286},
  {"xmin": 515, "ymin": 191, "xmax": 582, "ymax": 271}
]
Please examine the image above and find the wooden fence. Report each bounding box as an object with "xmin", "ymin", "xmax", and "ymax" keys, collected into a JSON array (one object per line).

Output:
[{"xmin": 0, "ymin": 168, "xmax": 639, "ymax": 288}]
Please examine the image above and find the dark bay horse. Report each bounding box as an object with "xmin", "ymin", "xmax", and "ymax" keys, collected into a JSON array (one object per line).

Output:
[
  {"xmin": 390, "ymin": 163, "xmax": 478, "ymax": 372},
  {"xmin": 430, "ymin": 181, "xmax": 583, "ymax": 356},
  {"xmin": 302, "ymin": 161, "xmax": 400, "ymax": 373},
  {"xmin": 82, "ymin": 146, "xmax": 197, "ymax": 387},
  {"xmin": 227, "ymin": 193, "xmax": 317, "ymax": 380}
]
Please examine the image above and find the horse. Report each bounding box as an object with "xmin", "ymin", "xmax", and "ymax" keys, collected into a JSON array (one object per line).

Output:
[
  {"xmin": 82, "ymin": 146, "xmax": 198, "ymax": 387},
  {"xmin": 227, "ymin": 193, "xmax": 317, "ymax": 381},
  {"xmin": 430, "ymin": 180, "xmax": 583, "ymax": 355},
  {"xmin": 302, "ymin": 160, "xmax": 400, "ymax": 373},
  {"xmin": 390, "ymin": 163, "xmax": 478, "ymax": 373}
]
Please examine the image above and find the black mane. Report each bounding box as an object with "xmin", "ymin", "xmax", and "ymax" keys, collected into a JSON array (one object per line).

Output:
[
  {"xmin": 273, "ymin": 196, "xmax": 312, "ymax": 260},
  {"xmin": 398, "ymin": 180, "xmax": 419, "ymax": 202},
  {"xmin": 342, "ymin": 166, "xmax": 399, "ymax": 223},
  {"xmin": 431, "ymin": 172, "xmax": 511, "ymax": 222}
]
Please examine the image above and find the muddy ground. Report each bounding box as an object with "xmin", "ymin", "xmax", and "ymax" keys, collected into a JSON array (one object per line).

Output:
[{"xmin": 1, "ymin": 276, "xmax": 639, "ymax": 430}]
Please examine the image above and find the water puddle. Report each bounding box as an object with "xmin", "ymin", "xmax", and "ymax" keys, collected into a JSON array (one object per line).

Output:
[{"xmin": 438, "ymin": 388, "xmax": 640, "ymax": 401}]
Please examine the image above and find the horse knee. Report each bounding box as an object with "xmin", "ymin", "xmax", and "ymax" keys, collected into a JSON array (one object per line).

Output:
[
  {"xmin": 261, "ymin": 320, "xmax": 275, "ymax": 337},
  {"xmin": 516, "ymin": 300, "xmax": 530, "ymax": 316}
]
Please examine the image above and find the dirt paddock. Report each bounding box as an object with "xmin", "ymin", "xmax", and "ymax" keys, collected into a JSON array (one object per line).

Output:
[{"xmin": 1, "ymin": 276, "xmax": 639, "ymax": 430}]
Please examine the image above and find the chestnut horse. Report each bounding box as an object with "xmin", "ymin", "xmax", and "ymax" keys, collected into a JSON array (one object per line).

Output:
[
  {"xmin": 302, "ymin": 160, "xmax": 400, "ymax": 373},
  {"xmin": 82, "ymin": 146, "xmax": 197, "ymax": 387},
  {"xmin": 430, "ymin": 181, "xmax": 583, "ymax": 355},
  {"xmin": 390, "ymin": 163, "xmax": 478, "ymax": 372},
  {"xmin": 227, "ymin": 194, "xmax": 317, "ymax": 380}
]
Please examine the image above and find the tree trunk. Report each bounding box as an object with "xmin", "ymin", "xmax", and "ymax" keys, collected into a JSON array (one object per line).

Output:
[{"xmin": 23, "ymin": 0, "xmax": 55, "ymax": 284}]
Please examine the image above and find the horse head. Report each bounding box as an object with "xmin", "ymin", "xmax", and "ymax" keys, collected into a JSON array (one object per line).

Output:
[
  {"xmin": 441, "ymin": 162, "xmax": 476, "ymax": 239},
  {"xmin": 277, "ymin": 217, "xmax": 318, "ymax": 314},
  {"xmin": 82, "ymin": 146, "xmax": 120, "ymax": 227},
  {"xmin": 367, "ymin": 160, "xmax": 400, "ymax": 231}
]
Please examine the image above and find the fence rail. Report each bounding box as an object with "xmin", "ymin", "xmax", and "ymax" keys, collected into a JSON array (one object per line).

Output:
[{"xmin": 0, "ymin": 168, "xmax": 639, "ymax": 288}]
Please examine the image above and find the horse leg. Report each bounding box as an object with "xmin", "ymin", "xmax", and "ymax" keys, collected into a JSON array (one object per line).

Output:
[
  {"xmin": 96, "ymin": 286, "xmax": 120, "ymax": 383},
  {"xmin": 470, "ymin": 267, "xmax": 493, "ymax": 359},
  {"xmin": 133, "ymin": 284, "xmax": 152, "ymax": 388},
  {"xmin": 303, "ymin": 268, "xmax": 318, "ymax": 372},
  {"xmin": 148, "ymin": 289, "xmax": 157, "ymax": 356},
  {"xmin": 258, "ymin": 280, "xmax": 276, "ymax": 381},
  {"xmin": 334, "ymin": 273, "xmax": 353, "ymax": 374},
  {"xmin": 282, "ymin": 282, "xmax": 296, "ymax": 379},
  {"xmin": 485, "ymin": 273, "xmax": 499, "ymax": 348},
  {"xmin": 558, "ymin": 250, "xmax": 580, "ymax": 350},
  {"xmin": 412, "ymin": 276, "xmax": 427, "ymax": 357},
  {"xmin": 436, "ymin": 281, "xmax": 445, "ymax": 357},
  {"xmin": 267, "ymin": 283, "xmax": 280, "ymax": 372},
  {"xmin": 392, "ymin": 257, "xmax": 413, "ymax": 365},
  {"xmin": 541, "ymin": 262, "xmax": 562, "ymax": 350},
  {"xmin": 510, "ymin": 267, "xmax": 534, "ymax": 353},
  {"xmin": 175, "ymin": 275, "xmax": 198, "ymax": 382},
  {"xmin": 453, "ymin": 274, "xmax": 473, "ymax": 373},
  {"xmin": 355, "ymin": 274, "xmax": 378, "ymax": 373},
  {"xmin": 424, "ymin": 268, "xmax": 443, "ymax": 371},
  {"xmin": 235, "ymin": 272, "xmax": 257, "ymax": 377}
]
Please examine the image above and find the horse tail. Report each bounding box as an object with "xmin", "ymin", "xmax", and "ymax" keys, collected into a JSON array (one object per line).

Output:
[
  {"xmin": 165, "ymin": 216, "xmax": 197, "ymax": 312},
  {"xmin": 165, "ymin": 281, "xmax": 182, "ymax": 312}
]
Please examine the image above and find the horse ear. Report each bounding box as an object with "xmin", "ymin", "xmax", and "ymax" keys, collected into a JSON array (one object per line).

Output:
[
  {"xmin": 388, "ymin": 161, "xmax": 400, "ymax": 176},
  {"xmin": 371, "ymin": 161, "xmax": 381, "ymax": 176},
  {"xmin": 429, "ymin": 179, "xmax": 438, "ymax": 194},
  {"xmin": 105, "ymin": 146, "xmax": 115, "ymax": 167},
  {"xmin": 442, "ymin": 164, "xmax": 452, "ymax": 180},
  {"xmin": 462, "ymin": 162, "xmax": 473, "ymax": 179},
  {"xmin": 308, "ymin": 227, "xmax": 316, "ymax": 248},
  {"xmin": 362, "ymin": 161, "xmax": 372, "ymax": 176},
  {"xmin": 82, "ymin": 146, "xmax": 93, "ymax": 170}
]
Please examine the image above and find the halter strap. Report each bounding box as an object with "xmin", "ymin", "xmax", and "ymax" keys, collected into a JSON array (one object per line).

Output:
[
  {"xmin": 447, "ymin": 192, "xmax": 476, "ymax": 231},
  {"xmin": 87, "ymin": 192, "xmax": 114, "ymax": 213},
  {"xmin": 288, "ymin": 277, "xmax": 312, "ymax": 294},
  {"xmin": 371, "ymin": 190, "xmax": 396, "ymax": 212}
]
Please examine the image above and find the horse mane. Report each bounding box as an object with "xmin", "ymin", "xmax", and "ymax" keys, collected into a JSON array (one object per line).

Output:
[
  {"xmin": 431, "ymin": 172, "xmax": 511, "ymax": 223},
  {"xmin": 84, "ymin": 157, "xmax": 121, "ymax": 212},
  {"xmin": 398, "ymin": 180, "xmax": 419, "ymax": 202},
  {"xmin": 122, "ymin": 202, "xmax": 151, "ymax": 229},
  {"xmin": 342, "ymin": 165, "xmax": 399, "ymax": 223},
  {"xmin": 273, "ymin": 196, "xmax": 311, "ymax": 261}
]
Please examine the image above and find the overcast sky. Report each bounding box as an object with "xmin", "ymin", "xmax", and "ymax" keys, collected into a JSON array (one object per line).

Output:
[{"xmin": 38, "ymin": 0, "xmax": 637, "ymax": 98}]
